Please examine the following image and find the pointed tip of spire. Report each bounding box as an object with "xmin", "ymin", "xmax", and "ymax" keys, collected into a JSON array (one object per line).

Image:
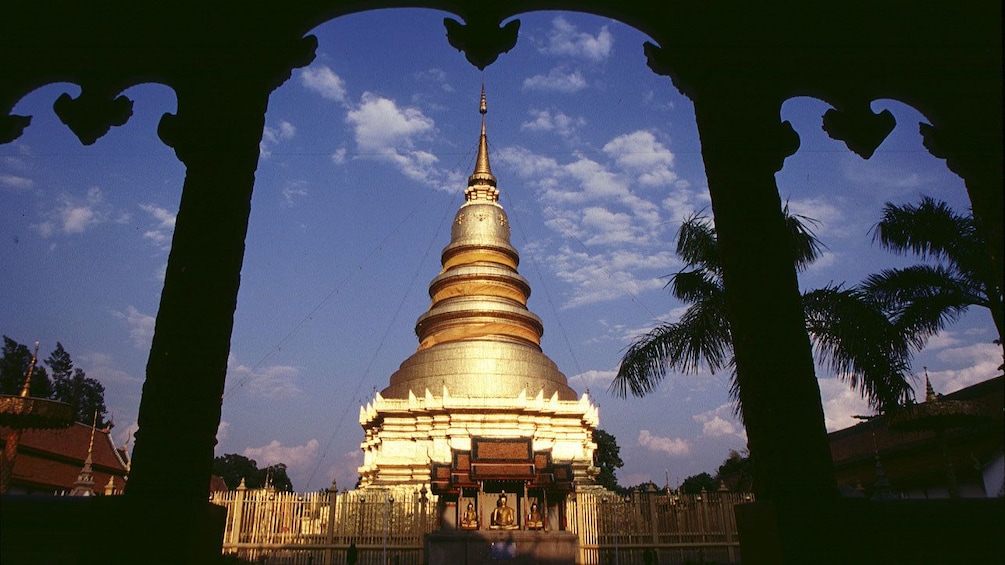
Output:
[
  {"xmin": 924, "ymin": 368, "xmax": 937, "ymax": 402},
  {"xmin": 467, "ymin": 85, "xmax": 498, "ymax": 202}
]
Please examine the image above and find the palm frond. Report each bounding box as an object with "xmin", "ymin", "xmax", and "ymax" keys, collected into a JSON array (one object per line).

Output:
[
  {"xmin": 781, "ymin": 203, "xmax": 825, "ymax": 271},
  {"xmin": 611, "ymin": 299, "xmax": 732, "ymax": 399},
  {"xmin": 668, "ymin": 269, "xmax": 723, "ymax": 304},
  {"xmin": 675, "ymin": 214, "xmax": 721, "ymax": 274},
  {"xmin": 864, "ymin": 265, "xmax": 980, "ymax": 342},
  {"xmin": 802, "ymin": 286, "xmax": 915, "ymax": 410},
  {"xmin": 872, "ymin": 196, "xmax": 975, "ymax": 267}
]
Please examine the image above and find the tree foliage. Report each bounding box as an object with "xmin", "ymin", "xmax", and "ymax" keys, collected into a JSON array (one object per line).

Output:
[
  {"xmin": 715, "ymin": 449, "xmax": 753, "ymax": 492},
  {"xmin": 212, "ymin": 453, "xmax": 294, "ymax": 492},
  {"xmin": 869, "ymin": 197, "xmax": 1003, "ymax": 358},
  {"xmin": 45, "ymin": 342, "xmax": 109, "ymax": 428},
  {"xmin": 1, "ymin": 336, "xmax": 52, "ymax": 398},
  {"xmin": 592, "ymin": 428, "xmax": 624, "ymax": 493},
  {"xmin": 1, "ymin": 337, "xmax": 108, "ymax": 427},
  {"xmin": 680, "ymin": 472, "xmax": 717, "ymax": 494},
  {"xmin": 678, "ymin": 450, "xmax": 753, "ymax": 494},
  {"xmin": 611, "ymin": 207, "xmax": 921, "ymax": 413}
]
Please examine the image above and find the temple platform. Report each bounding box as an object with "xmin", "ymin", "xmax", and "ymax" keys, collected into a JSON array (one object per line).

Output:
[{"xmin": 426, "ymin": 529, "xmax": 578, "ymax": 565}]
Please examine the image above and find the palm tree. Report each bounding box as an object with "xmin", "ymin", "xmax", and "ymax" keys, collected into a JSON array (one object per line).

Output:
[
  {"xmin": 867, "ymin": 196, "xmax": 1003, "ymax": 357},
  {"xmin": 611, "ymin": 207, "xmax": 916, "ymax": 412}
]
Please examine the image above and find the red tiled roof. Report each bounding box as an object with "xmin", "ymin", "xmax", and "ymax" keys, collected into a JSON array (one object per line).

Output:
[{"xmin": 1, "ymin": 422, "xmax": 129, "ymax": 494}]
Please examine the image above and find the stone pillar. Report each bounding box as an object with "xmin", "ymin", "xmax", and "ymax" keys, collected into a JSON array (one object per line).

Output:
[
  {"xmin": 920, "ymin": 120, "xmax": 1004, "ymax": 343},
  {"xmin": 126, "ymin": 77, "xmax": 273, "ymax": 500},
  {"xmin": 690, "ymin": 95, "xmax": 837, "ymax": 502}
]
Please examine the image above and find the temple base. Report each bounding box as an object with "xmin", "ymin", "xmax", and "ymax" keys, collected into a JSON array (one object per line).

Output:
[{"xmin": 426, "ymin": 529, "xmax": 578, "ymax": 565}]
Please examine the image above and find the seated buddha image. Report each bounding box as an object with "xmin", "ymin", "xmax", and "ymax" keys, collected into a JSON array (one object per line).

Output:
[
  {"xmin": 489, "ymin": 493, "xmax": 518, "ymax": 530},
  {"xmin": 526, "ymin": 502, "xmax": 543, "ymax": 530},
  {"xmin": 460, "ymin": 501, "xmax": 479, "ymax": 530}
]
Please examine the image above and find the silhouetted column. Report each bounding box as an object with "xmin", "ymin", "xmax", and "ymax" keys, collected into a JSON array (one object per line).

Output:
[
  {"xmin": 125, "ymin": 79, "xmax": 273, "ymax": 500},
  {"xmin": 920, "ymin": 120, "xmax": 1004, "ymax": 343},
  {"xmin": 691, "ymin": 96, "xmax": 837, "ymax": 502}
]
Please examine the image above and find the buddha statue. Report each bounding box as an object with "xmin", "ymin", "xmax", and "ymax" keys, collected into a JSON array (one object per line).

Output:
[
  {"xmin": 460, "ymin": 501, "xmax": 479, "ymax": 530},
  {"xmin": 489, "ymin": 493, "xmax": 517, "ymax": 529},
  {"xmin": 526, "ymin": 502, "xmax": 543, "ymax": 530}
]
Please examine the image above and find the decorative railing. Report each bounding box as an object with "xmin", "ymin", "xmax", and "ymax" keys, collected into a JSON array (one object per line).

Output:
[{"xmin": 211, "ymin": 485, "xmax": 752, "ymax": 564}]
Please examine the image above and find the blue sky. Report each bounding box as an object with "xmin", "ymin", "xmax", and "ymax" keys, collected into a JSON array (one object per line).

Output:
[{"xmin": 2, "ymin": 10, "xmax": 999, "ymax": 492}]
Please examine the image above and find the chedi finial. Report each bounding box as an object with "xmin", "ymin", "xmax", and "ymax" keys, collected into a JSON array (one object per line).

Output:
[{"xmin": 466, "ymin": 84, "xmax": 498, "ymax": 202}]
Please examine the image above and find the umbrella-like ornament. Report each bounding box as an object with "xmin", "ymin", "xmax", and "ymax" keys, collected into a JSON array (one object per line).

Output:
[{"xmin": 1, "ymin": 342, "xmax": 75, "ymax": 494}]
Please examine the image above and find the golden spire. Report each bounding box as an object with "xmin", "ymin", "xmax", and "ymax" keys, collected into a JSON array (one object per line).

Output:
[{"xmin": 466, "ymin": 84, "xmax": 498, "ymax": 202}]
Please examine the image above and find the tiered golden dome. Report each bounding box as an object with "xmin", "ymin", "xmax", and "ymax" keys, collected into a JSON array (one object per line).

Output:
[{"xmin": 381, "ymin": 87, "xmax": 578, "ymax": 401}]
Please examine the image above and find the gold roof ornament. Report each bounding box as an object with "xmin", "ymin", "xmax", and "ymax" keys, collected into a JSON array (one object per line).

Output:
[
  {"xmin": 381, "ymin": 87, "xmax": 577, "ymax": 401},
  {"xmin": 466, "ymin": 84, "xmax": 499, "ymax": 202}
]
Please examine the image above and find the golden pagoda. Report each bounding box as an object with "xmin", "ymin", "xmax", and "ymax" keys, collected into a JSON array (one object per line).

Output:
[{"xmin": 358, "ymin": 88, "xmax": 599, "ymax": 526}]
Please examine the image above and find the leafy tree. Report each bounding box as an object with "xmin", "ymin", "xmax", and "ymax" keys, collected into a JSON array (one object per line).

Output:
[
  {"xmin": 213, "ymin": 454, "xmax": 259, "ymax": 489},
  {"xmin": 262, "ymin": 463, "xmax": 293, "ymax": 492},
  {"xmin": 680, "ymin": 472, "xmax": 717, "ymax": 494},
  {"xmin": 1, "ymin": 338, "xmax": 110, "ymax": 427},
  {"xmin": 212, "ymin": 453, "xmax": 294, "ymax": 492},
  {"xmin": 0, "ymin": 336, "xmax": 52, "ymax": 398},
  {"xmin": 867, "ymin": 197, "xmax": 1003, "ymax": 361},
  {"xmin": 715, "ymin": 449, "xmax": 753, "ymax": 492},
  {"xmin": 45, "ymin": 342, "xmax": 109, "ymax": 428},
  {"xmin": 592, "ymin": 428, "xmax": 624, "ymax": 493},
  {"xmin": 611, "ymin": 208, "xmax": 916, "ymax": 412}
]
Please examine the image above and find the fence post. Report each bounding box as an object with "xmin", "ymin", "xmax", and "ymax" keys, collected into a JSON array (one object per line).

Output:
[
  {"xmin": 326, "ymin": 480, "xmax": 338, "ymax": 565},
  {"xmin": 647, "ymin": 483, "xmax": 659, "ymax": 560},
  {"xmin": 718, "ymin": 483, "xmax": 734, "ymax": 564},
  {"xmin": 231, "ymin": 479, "xmax": 247, "ymax": 549}
]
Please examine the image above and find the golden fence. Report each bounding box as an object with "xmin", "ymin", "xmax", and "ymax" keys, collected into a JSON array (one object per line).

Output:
[
  {"xmin": 569, "ymin": 486, "xmax": 752, "ymax": 564},
  {"xmin": 211, "ymin": 485, "xmax": 752, "ymax": 564},
  {"xmin": 212, "ymin": 485, "xmax": 437, "ymax": 564}
]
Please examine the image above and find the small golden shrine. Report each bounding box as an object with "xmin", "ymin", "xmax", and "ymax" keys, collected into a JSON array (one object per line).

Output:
[{"xmin": 357, "ymin": 87, "xmax": 599, "ymax": 531}]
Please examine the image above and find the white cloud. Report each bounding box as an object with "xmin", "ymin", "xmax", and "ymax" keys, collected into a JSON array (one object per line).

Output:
[
  {"xmin": 523, "ymin": 68, "xmax": 588, "ymax": 93},
  {"xmin": 300, "ymin": 65, "xmax": 348, "ymax": 103},
  {"xmin": 661, "ymin": 188, "xmax": 710, "ymax": 225},
  {"xmin": 929, "ymin": 341, "xmax": 1002, "ymax": 394},
  {"xmin": 243, "ymin": 439, "xmax": 320, "ymax": 480},
  {"xmin": 81, "ymin": 352, "xmax": 141, "ymax": 384},
  {"xmin": 496, "ymin": 140, "xmax": 688, "ymax": 308},
  {"xmin": 785, "ymin": 197, "xmax": 853, "ymax": 238},
  {"xmin": 924, "ymin": 330, "xmax": 963, "ymax": 351},
  {"xmin": 115, "ymin": 421, "xmax": 139, "ymax": 452},
  {"xmin": 603, "ymin": 131, "xmax": 677, "ymax": 187},
  {"xmin": 139, "ymin": 203, "xmax": 176, "ymax": 249},
  {"xmin": 548, "ymin": 246, "xmax": 675, "ymax": 308},
  {"xmin": 260, "ymin": 120, "xmax": 296, "ymax": 158},
  {"xmin": 542, "ymin": 16, "xmax": 613, "ymax": 62},
  {"xmin": 817, "ymin": 377, "xmax": 873, "ymax": 432},
  {"xmin": 0, "ymin": 173, "xmax": 33, "ymax": 190},
  {"xmin": 568, "ymin": 369, "xmax": 616, "ymax": 392},
  {"xmin": 217, "ymin": 421, "xmax": 231, "ymax": 443},
  {"xmin": 521, "ymin": 109, "xmax": 585, "ymax": 138},
  {"xmin": 331, "ymin": 148, "xmax": 347, "ymax": 164},
  {"xmin": 36, "ymin": 186, "xmax": 109, "ymax": 237},
  {"xmin": 347, "ymin": 93, "xmax": 434, "ymax": 154},
  {"xmin": 693, "ymin": 404, "xmax": 746, "ymax": 440},
  {"xmin": 841, "ymin": 155, "xmax": 923, "ymax": 191},
  {"xmin": 345, "ymin": 93, "xmax": 457, "ymax": 191},
  {"xmin": 227, "ymin": 355, "xmax": 301, "ymax": 398},
  {"xmin": 638, "ymin": 430, "xmax": 691, "ymax": 457},
  {"xmin": 282, "ymin": 180, "xmax": 309, "ymax": 205},
  {"xmin": 112, "ymin": 305, "xmax": 156, "ymax": 349},
  {"xmin": 414, "ymin": 68, "xmax": 454, "ymax": 92}
]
